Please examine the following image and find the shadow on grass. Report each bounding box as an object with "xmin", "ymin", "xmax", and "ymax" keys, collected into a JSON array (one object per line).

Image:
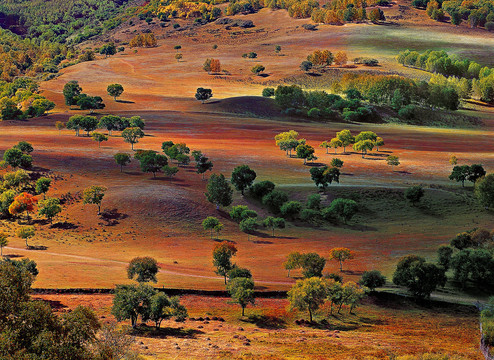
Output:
[
  {"xmin": 4, "ymin": 254, "xmax": 23, "ymax": 259},
  {"xmin": 116, "ymin": 99, "xmax": 135, "ymax": 104},
  {"xmin": 244, "ymin": 314, "xmax": 286, "ymax": 329},
  {"xmin": 129, "ymin": 325, "xmax": 203, "ymax": 339},
  {"xmin": 99, "ymin": 208, "xmax": 129, "ymax": 226},
  {"xmin": 51, "ymin": 221, "xmax": 78, "ymax": 230},
  {"xmin": 27, "ymin": 245, "xmax": 48, "ymax": 250}
]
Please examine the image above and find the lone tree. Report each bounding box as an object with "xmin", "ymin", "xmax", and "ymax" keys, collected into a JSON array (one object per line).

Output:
[
  {"xmin": 100, "ymin": 43, "xmax": 117, "ymax": 57},
  {"xmin": 227, "ymin": 277, "xmax": 255, "ymax": 316},
  {"xmin": 196, "ymin": 156, "xmax": 213, "ymax": 179},
  {"xmin": 114, "ymin": 153, "xmax": 131, "ymax": 172},
  {"xmin": 212, "ymin": 241, "xmax": 237, "ymax": 284},
  {"xmin": 404, "ymin": 185, "xmax": 424, "ymax": 206},
  {"xmin": 288, "ymin": 277, "xmax": 328, "ymax": 322},
  {"xmin": 3, "ymin": 148, "xmax": 32, "ymax": 169},
  {"xmin": 329, "ymin": 247, "xmax": 355, "ymax": 271},
  {"xmin": 107, "ymin": 84, "xmax": 124, "ymax": 101},
  {"xmin": 263, "ymin": 216, "xmax": 286, "ymax": 236},
  {"xmin": 0, "ymin": 232, "xmax": 8, "ymax": 257},
  {"xmin": 82, "ymin": 185, "xmax": 107, "ymax": 215},
  {"xmin": 359, "ymin": 270, "xmax": 386, "ymax": 292},
  {"xmin": 122, "ymin": 127, "xmax": 145, "ymax": 150},
  {"xmin": 127, "ymin": 257, "xmax": 160, "ymax": 283},
  {"xmin": 475, "ymin": 173, "xmax": 494, "ymax": 209},
  {"xmin": 283, "ymin": 251, "xmax": 302, "ymax": 277},
  {"xmin": 17, "ymin": 226, "xmax": 35, "ymax": 248},
  {"xmin": 111, "ymin": 284, "xmax": 156, "ymax": 329},
  {"xmin": 92, "ymin": 132, "xmax": 108, "ymax": 148},
  {"xmin": 175, "ymin": 53, "xmax": 183, "ymax": 62},
  {"xmin": 195, "ymin": 88, "xmax": 213, "ymax": 104},
  {"xmin": 202, "ymin": 216, "xmax": 222, "ymax": 239},
  {"xmin": 239, "ymin": 217, "xmax": 257, "ymax": 241},
  {"xmin": 300, "ymin": 61, "xmax": 313, "ymax": 72},
  {"xmin": 251, "ymin": 64, "xmax": 265, "ymax": 76},
  {"xmin": 205, "ymin": 174, "xmax": 233, "ymax": 209},
  {"xmin": 231, "ymin": 165, "xmax": 257, "ymax": 195},
  {"xmin": 55, "ymin": 121, "xmax": 65, "ymax": 135},
  {"xmin": 35, "ymin": 177, "xmax": 51, "ymax": 199},
  {"xmin": 38, "ymin": 197, "xmax": 62, "ymax": 223},
  {"xmin": 386, "ymin": 155, "xmax": 400, "ymax": 170}
]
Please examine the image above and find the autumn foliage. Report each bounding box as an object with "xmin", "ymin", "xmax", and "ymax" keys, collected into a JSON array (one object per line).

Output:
[
  {"xmin": 129, "ymin": 33, "xmax": 158, "ymax": 48},
  {"xmin": 8, "ymin": 192, "xmax": 38, "ymax": 219}
]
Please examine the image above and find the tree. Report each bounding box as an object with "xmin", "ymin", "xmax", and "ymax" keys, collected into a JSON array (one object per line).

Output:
[
  {"xmin": 353, "ymin": 140, "xmax": 374, "ymax": 158},
  {"xmin": 82, "ymin": 185, "xmax": 106, "ymax": 215},
  {"xmin": 288, "ymin": 277, "xmax": 328, "ymax": 322},
  {"xmin": 63, "ymin": 81, "xmax": 82, "ymax": 106},
  {"xmin": 263, "ymin": 216, "xmax": 286, "ymax": 236},
  {"xmin": 468, "ymin": 164, "xmax": 486, "ymax": 184},
  {"xmin": 67, "ymin": 115, "xmax": 83, "ymax": 136},
  {"xmin": 301, "ymin": 253, "xmax": 326, "ymax": 278},
  {"xmin": 163, "ymin": 165, "xmax": 179, "ymax": 178},
  {"xmin": 262, "ymin": 190, "xmax": 289, "ymax": 213},
  {"xmin": 0, "ymin": 232, "xmax": 8, "ymax": 257},
  {"xmin": 17, "ymin": 226, "xmax": 35, "ymax": 248},
  {"xmin": 280, "ymin": 201, "xmax": 302, "ymax": 219},
  {"xmin": 175, "ymin": 53, "xmax": 183, "ymax": 62},
  {"xmin": 91, "ymin": 132, "xmax": 108, "ymax": 147},
  {"xmin": 77, "ymin": 95, "xmax": 105, "ymax": 113},
  {"xmin": 227, "ymin": 277, "xmax": 255, "ymax": 316},
  {"xmin": 231, "ymin": 165, "xmax": 257, "ymax": 195},
  {"xmin": 229, "ymin": 205, "xmax": 250, "ymax": 222},
  {"xmin": 111, "ymin": 284, "xmax": 156, "ymax": 328},
  {"xmin": 98, "ymin": 115, "xmax": 120, "ymax": 135},
  {"xmin": 251, "ymin": 64, "xmax": 265, "ymax": 76},
  {"xmin": 114, "ymin": 153, "xmax": 131, "ymax": 172},
  {"xmin": 375, "ymin": 137, "xmax": 384, "ymax": 151},
  {"xmin": 205, "ymin": 174, "xmax": 233, "ymax": 209},
  {"xmin": 3, "ymin": 148, "xmax": 29, "ymax": 169},
  {"xmin": 239, "ymin": 217, "xmax": 257, "ymax": 241},
  {"xmin": 336, "ymin": 130, "xmax": 354, "ymax": 153},
  {"xmin": 326, "ymin": 198, "xmax": 358, "ymax": 223},
  {"xmin": 212, "ymin": 242, "xmax": 237, "ymax": 284},
  {"xmin": 449, "ymin": 165, "xmax": 470, "ymax": 187},
  {"xmin": 340, "ymin": 281, "xmax": 365, "ymax": 314},
  {"xmin": 149, "ymin": 292, "xmax": 187, "ymax": 328},
  {"xmin": 38, "ymin": 197, "xmax": 62, "ymax": 223},
  {"xmin": 139, "ymin": 153, "xmax": 168, "ymax": 178},
  {"xmin": 386, "ymin": 155, "xmax": 400, "ymax": 170},
  {"xmin": 195, "ymin": 88, "xmax": 213, "ymax": 103},
  {"xmin": 437, "ymin": 245, "xmax": 453, "ymax": 270},
  {"xmin": 228, "ymin": 266, "xmax": 252, "ymax": 279},
  {"xmin": 107, "ymin": 84, "xmax": 124, "ymax": 101},
  {"xmin": 296, "ymin": 144, "xmax": 315, "ymax": 165},
  {"xmin": 359, "ymin": 270, "xmax": 386, "ymax": 291},
  {"xmin": 202, "ymin": 216, "xmax": 222, "ymax": 239},
  {"xmin": 174, "ymin": 45, "xmax": 182, "ymax": 51},
  {"xmin": 334, "ymin": 51, "xmax": 348, "ymax": 66},
  {"xmin": 35, "ymin": 177, "xmax": 51, "ymax": 199},
  {"xmin": 329, "ymin": 138, "xmax": 342, "ymax": 154},
  {"xmin": 127, "ymin": 257, "xmax": 160, "ymax": 283},
  {"xmin": 14, "ymin": 141, "xmax": 34, "ymax": 154},
  {"xmin": 100, "ymin": 43, "xmax": 117, "ymax": 57},
  {"xmin": 392, "ymin": 255, "xmax": 446, "ymax": 298},
  {"xmin": 55, "ymin": 121, "xmax": 65, "ymax": 135},
  {"xmin": 300, "ymin": 61, "xmax": 313, "ymax": 72},
  {"xmin": 283, "ymin": 251, "xmax": 302, "ymax": 277},
  {"xmin": 196, "ymin": 156, "xmax": 213, "ymax": 179},
  {"xmin": 476, "ymin": 173, "xmax": 494, "ymax": 209},
  {"xmin": 449, "ymin": 155, "xmax": 458, "ymax": 166},
  {"xmin": 450, "ymin": 11, "xmax": 462, "ymax": 26},
  {"xmin": 329, "ymin": 247, "xmax": 355, "ymax": 271},
  {"xmin": 404, "ymin": 185, "xmax": 424, "ymax": 206},
  {"xmin": 331, "ymin": 158, "xmax": 344, "ymax": 168},
  {"xmin": 250, "ymin": 180, "xmax": 275, "ymax": 199},
  {"xmin": 9, "ymin": 193, "xmax": 38, "ymax": 222},
  {"xmin": 79, "ymin": 116, "xmax": 99, "ymax": 136},
  {"xmin": 121, "ymin": 127, "xmax": 145, "ymax": 150},
  {"xmin": 369, "ymin": 8, "xmax": 385, "ymax": 22}
]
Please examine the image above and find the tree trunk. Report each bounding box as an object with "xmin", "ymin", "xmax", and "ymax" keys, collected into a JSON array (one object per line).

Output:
[
  {"xmin": 334, "ymin": 148, "xmax": 337, "ymax": 154},
  {"xmin": 242, "ymin": 306, "xmax": 245, "ymax": 316},
  {"xmin": 120, "ymin": 165, "xmax": 123, "ymax": 172},
  {"xmin": 308, "ymin": 307, "xmax": 312, "ymax": 322},
  {"xmin": 224, "ymin": 274, "xmax": 227, "ymax": 285},
  {"xmin": 339, "ymin": 260, "xmax": 343, "ymax": 271},
  {"xmin": 287, "ymin": 269, "xmax": 290, "ymax": 277},
  {"xmin": 303, "ymin": 158, "xmax": 307, "ymax": 165},
  {"xmin": 272, "ymin": 228, "xmax": 275, "ymax": 237},
  {"xmin": 210, "ymin": 229, "xmax": 213, "ymax": 239},
  {"xmin": 326, "ymin": 148, "xmax": 329, "ymax": 154},
  {"xmin": 98, "ymin": 203, "xmax": 101, "ymax": 215}
]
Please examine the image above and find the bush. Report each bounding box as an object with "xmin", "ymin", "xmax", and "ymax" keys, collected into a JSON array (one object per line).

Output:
[
  {"xmin": 302, "ymin": 24, "xmax": 317, "ymax": 30},
  {"xmin": 300, "ymin": 208, "xmax": 322, "ymax": 225},
  {"xmin": 404, "ymin": 185, "xmax": 424, "ymax": 205},
  {"xmin": 306, "ymin": 194, "xmax": 321, "ymax": 210},
  {"xmin": 250, "ymin": 180, "xmax": 275, "ymax": 199},
  {"xmin": 280, "ymin": 201, "xmax": 302, "ymax": 218},
  {"xmin": 262, "ymin": 88, "xmax": 275, "ymax": 97},
  {"xmin": 398, "ymin": 104, "xmax": 416, "ymax": 120},
  {"xmin": 307, "ymin": 108, "xmax": 322, "ymax": 118},
  {"xmin": 486, "ymin": 22, "xmax": 494, "ymax": 31},
  {"xmin": 359, "ymin": 270, "xmax": 386, "ymax": 291},
  {"xmin": 262, "ymin": 190, "xmax": 289, "ymax": 213}
]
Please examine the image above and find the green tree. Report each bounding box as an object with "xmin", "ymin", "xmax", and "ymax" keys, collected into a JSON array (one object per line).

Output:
[
  {"xmin": 63, "ymin": 81, "xmax": 82, "ymax": 106},
  {"xmin": 228, "ymin": 266, "xmax": 252, "ymax": 279},
  {"xmin": 283, "ymin": 251, "xmax": 302, "ymax": 277},
  {"xmin": 329, "ymin": 138, "xmax": 342, "ymax": 154},
  {"xmin": 326, "ymin": 198, "xmax": 358, "ymax": 223},
  {"xmin": 127, "ymin": 257, "xmax": 160, "ymax": 283},
  {"xmin": 300, "ymin": 60, "xmax": 313, "ymax": 72},
  {"xmin": 98, "ymin": 115, "xmax": 121, "ymax": 135},
  {"xmin": 386, "ymin": 155, "xmax": 400, "ymax": 170},
  {"xmin": 82, "ymin": 185, "xmax": 107, "ymax": 215},
  {"xmin": 404, "ymin": 185, "xmax": 424, "ymax": 206},
  {"xmin": 100, "ymin": 43, "xmax": 117, "ymax": 57},
  {"xmin": 149, "ymin": 292, "xmax": 187, "ymax": 328},
  {"xmin": 251, "ymin": 64, "xmax": 265, "ymax": 76},
  {"xmin": 196, "ymin": 156, "xmax": 213, "ymax": 179},
  {"xmin": 263, "ymin": 216, "xmax": 286, "ymax": 236},
  {"xmin": 202, "ymin": 216, "xmax": 222, "ymax": 239},
  {"xmin": 288, "ymin": 277, "xmax": 328, "ymax": 322},
  {"xmin": 331, "ymin": 158, "xmax": 344, "ymax": 168},
  {"xmin": 329, "ymin": 247, "xmax": 355, "ymax": 271},
  {"xmin": 17, "ymin": 226, "xmax": 35, "ymax": 248},
  {"xmin": 114, "ymin": 153, "xmax": 131, "ymax": 172},
  {"xmin": 205, "ymin": 174, "xmax": 233, "ymax": 209},
  {"xmin": 38, "ymin": 197, "xmax": 62, "ymax": 223},
  {"xmin": 392, "ymin": 255, "xmax": 446, "ymax": 298},
  {"xmin": 353, "ymin": 140, "xmax": 374, "ymax": 158},
  {"xmin": 336, "ymin": 130, "xmax": 354, "ymax": 153},
  {"xmin": 239, "ymin": 217, "xmax": 257, "ymax": 241},
  {"xmin": 262, "ymin": 190, "xmax": 289, "ymax": 213},
  {"xmin": 359, "ymin": 270, "xmax": 385, "ymax": 291},
  {"xmin": 163, "ymin": 165, "xmax": 179, "ymax": 178},
  {"xmin": 301, "ymin": 253, "xmax": 326, "ymax": 278},
  {"xmin": 195, "ymin": 88, "xmax": 213, "ymax": 103},
  {"xmin": 107, "ymin": 83, "xmax": 124, "ymax": 101},
  {"xmin": 79, "ymin": 116, "xmax": 99, "ymax": 136},
  {"xmin": 468, "ymin": 164, "xmax": 486, "ymax": 184},
  {"xmin": 476, "ymin": 173, "xmax": 494, "ymax": 209},
  {"xmin": 77, "ymin": 95, "xmax": 105, "ymax": 113},
  {"xmin": 227, "ymin": 277, "xmax": 255, "ymax": 316},
  {"xmin": 437, "ymin": 245, "xmax": 453, "ymax": 270},
  {"xmin": 212, "ymin": 242, "xmax": 237, "ymax": 284},
  {"xmin": 35, "ymin": 177, "xmax": 51, "ymax": 199},
  {"xmin": 111, "ymin": 284, "xmax": 156, "ymax": 328},
  {"xmin": 449, "ymin": 165, "xmax": 470, "ymax": 187},
  {"xmin": 0, "ymin": 232, "xmax": 8, "ymax": 257},
  {"xmin": 139, "ymin": 153, "xmax": 168, "ymax": 178},
  {"xmin": 296, "ymin": 144, "xmax": 315, "ymax": 165},
  {"xmin": 231, "ymin": 165, "xmax": 257, "ymax": 195},
  {"xmin": 121, "ymin": 127, "xmax": 145, "ymax": 150},
  {"xmin": 14, "ymin": 141, "xmax": 33, "ymax": 154},
  {"xmin": 3, "ymin": 148, "xmax": 25, "ymax": 169},
  {"xmin": 91, "ymin": 132, "xmax": 108, "ymax": 147},
  {"xmin": 250, "ymin": 180, "xmax": 275, "ymax": 199},
  {"xmin": 280, "ymin": 201, "xmax": 302, "ymax": 219},
  {"xmin": 55, "ymin": 121, "xmax": 65, "ymax": 135},
  {"xmin": 67, "ymin": 115, "xmax": 83, "ymax": 136}
]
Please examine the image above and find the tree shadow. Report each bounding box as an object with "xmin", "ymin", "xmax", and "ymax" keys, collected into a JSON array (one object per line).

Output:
[
  {"xmin": 99, "ymin": 208, "xmax": 128, "ymax": 226},
  {"xmin": 251, "ymin": 239, "xmax": 274, "ymax": 244},
  {"xmin": 341, "ymin": 269, "xmax": 365, "ymax": 276},
  {"xmin": 394, "ymin": 170, "xmax": 411, "ymax": 175},
  {"xmin": 51, "ymin": 221, "xmax": 78, "ymax": 230},
  {"xmin": 116, "ymin": 100, "xmax": 135, "ymax": 104},
  {"xmin": 130, "ymin": 325, "xmax": 203, "ymax": 339},
  {"xmin": 27, "ymin": 245, "xmax": 48, "ymax": 250},
  {"xmin": 34, "ymin": 298, "xmax": 68, "ymax": 311},
  {"xmin": 258, "ymin": 73, "xmax": 270, "ymax": 78},
  {"xmin": 244, "ymin": 314, "xmax": 286, "ymax": 329},
  {"xmin": 305, "ymin": 162, "xmax": 326, "ymax": 167},
  {"xmin": 4, "ymin": 254, "xmax": 23, "ymax": 259}
]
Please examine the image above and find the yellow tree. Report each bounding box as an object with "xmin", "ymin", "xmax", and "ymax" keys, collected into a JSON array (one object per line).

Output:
[{"xmin": 329, "ymin": 247, "xmax": 355, "ymax": 271}]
